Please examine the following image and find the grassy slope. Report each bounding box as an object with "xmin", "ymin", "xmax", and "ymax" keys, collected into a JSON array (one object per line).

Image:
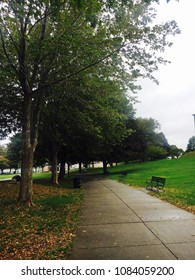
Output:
[{"xmin": 107, "ymin": 152, "xmax": 195, "ymax": 212}]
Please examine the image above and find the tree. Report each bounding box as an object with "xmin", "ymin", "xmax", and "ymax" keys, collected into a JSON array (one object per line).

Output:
[
  {"xmin": 0, "ymin": 0, "xmax": 180, "ymax": 204},
  {"xmin": 168, "ymin": 144, "xmax": 182, "ymax": 158},
  {"xmin": 146, "ymin": 145, "xmax": 167, "ymax": 161},
  {"xmin": 0, "ymin": 155, "xmax": 9, "ymax": 174},
  {"xmin": 133, "ymin": 118, "xmax": 161, "ymax": 161},
  {"xmin": 155, "ymin": 132, "xmax": 169, "ymax": 151},
  {"xmin": 0, "ymin": 0, "xmax": 109, "ymax": 203},
  {"xmin": 94, "ymin": 93, "xmax": 132, "ymax": 174},
  {"xmin": 122, "ymin": 117, "xmax": 169, "ymax": 162},
  {"xmin": 186, "ymin": 136, "xmax": 195, "ymax": 152},
  {"xmin": 37, "ymin": 70, "xmax": 134, "ymax": 180}
]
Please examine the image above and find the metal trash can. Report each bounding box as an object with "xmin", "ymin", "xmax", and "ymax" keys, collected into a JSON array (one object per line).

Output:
[{"xmin": 73, "ymin": 177, "xmax": 81, "ymax": 188}]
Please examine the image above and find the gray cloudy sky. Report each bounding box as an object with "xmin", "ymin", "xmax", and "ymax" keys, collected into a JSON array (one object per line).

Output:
[{"xmin": 135, "ymin": 0, "xmax": 195, "ymax": 150}]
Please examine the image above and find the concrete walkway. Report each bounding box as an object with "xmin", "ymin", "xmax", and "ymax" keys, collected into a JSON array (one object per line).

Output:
[{"xmin": 69, "ymin": 179, "xmax": 195, "ymax": 260}]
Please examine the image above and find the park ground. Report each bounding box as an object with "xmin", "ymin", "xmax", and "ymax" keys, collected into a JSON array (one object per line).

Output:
[{"xmin": 0, "ymin": 152, "xmax": 195, "ymax": 259}]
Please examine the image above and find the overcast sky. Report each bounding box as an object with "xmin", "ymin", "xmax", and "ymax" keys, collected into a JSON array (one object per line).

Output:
[{"xmin": 135, "ymin": 0, "xmax": 195, "ymax": 150}]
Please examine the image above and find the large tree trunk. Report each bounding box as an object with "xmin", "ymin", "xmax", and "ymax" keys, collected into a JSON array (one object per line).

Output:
[
  {"xmin": 103, "ymin": 160, "xmax": 108, "ymax": 175},
  {"xmin": 59, "ymin": 158, "xmax": 66, "ymax": 181},
  {"xmin": 79, "ymin": 162, "xmax": 82, "ymax": 173},
  {"xmin": 15, "ymin": 5, "xmax": 48, "ymax": 205},
  {"xmin": 67, "ymin": 162, "xmax": 70, "ymax": 177},
  {"xmin": 18, "ymin": 94, "xmax": 39, "ymax": 206},
  {"xmin": 18, "ymin": 147, "xmax": 34, "ymax": 206}
]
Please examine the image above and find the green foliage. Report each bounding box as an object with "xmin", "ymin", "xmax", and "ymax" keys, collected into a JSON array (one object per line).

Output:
[
  {"xmin": 0, "ymin": 155, "xmax": 9, "ymax": 173},
  {"xmin": 0, "ymin": 0, "xmax": 180, "ymax": 109},
  {"xmin": 122, "ymin": 117, "xmax": 169, "ymax": 162},
  {"xmin": 186, "ymin": 136, "xmax": 195, "ymax": 152},
  {"xmin": 146, "ymin": 145, "xmax": 167, "ymax": 160},
  {"xmin": 38, "ymin": 67, "xmax": 134, "ymax": 169},
  {"xmin": 0, "ymin": 83, "xmax": 22, "ymax": 138},
  {"xmin": 168, "ymin": 145, "xmax": 183, "ymax": 158}
]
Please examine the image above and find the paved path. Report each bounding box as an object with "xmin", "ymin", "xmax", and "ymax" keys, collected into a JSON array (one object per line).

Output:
[{"xmin": 69, "ymin": 179, "xmax": 195, "ymax": 260}]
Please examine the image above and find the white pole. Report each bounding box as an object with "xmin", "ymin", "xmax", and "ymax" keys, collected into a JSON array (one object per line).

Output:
[{"xmin": 193, "ymin": 114, "xmax": 195, "ymax": 135}]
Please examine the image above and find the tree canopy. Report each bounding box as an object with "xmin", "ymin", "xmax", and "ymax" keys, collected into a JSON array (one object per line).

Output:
[
  {"xmin": 0, "ymin": 0, "xmax": 180, "ymax": 204},
  {"xmin": 187, "ymin": 136, "xmax": 195, "ymax": 152}
]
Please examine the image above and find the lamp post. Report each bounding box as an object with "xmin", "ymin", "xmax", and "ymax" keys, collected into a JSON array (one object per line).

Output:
[{"xmin": 193, "ymin": 114, "xmax": 195, "ymax": 135}]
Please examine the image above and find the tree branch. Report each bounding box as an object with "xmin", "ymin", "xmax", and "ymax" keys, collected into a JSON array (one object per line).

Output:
[{"xmin": 30, "ymin": 7, "xmax": 48, "ymax": 87}]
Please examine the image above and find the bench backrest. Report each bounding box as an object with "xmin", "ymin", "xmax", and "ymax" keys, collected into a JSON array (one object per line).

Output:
[{"xmin": 152, "ymin": 176, "xmax": 165, "ymax": 185}]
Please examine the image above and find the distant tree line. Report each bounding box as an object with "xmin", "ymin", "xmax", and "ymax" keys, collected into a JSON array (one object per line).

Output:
[
  {"xmin": 186, "ymin": 136, "xmax": 195, "ymax": 152},
  {"xmin": 0, "ymin": 115, "xmax": 184, "ymax": 177}
]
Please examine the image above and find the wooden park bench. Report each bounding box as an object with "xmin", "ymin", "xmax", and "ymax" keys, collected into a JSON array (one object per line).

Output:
[{"xmin": 145, "ymin": 176, "xmax": 166, "ymax": 192}]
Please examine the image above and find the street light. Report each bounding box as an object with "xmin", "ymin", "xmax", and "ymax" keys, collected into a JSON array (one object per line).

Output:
[{"xmin": 192, "ymin": 114, "xmax": 195, "ymax": 135}]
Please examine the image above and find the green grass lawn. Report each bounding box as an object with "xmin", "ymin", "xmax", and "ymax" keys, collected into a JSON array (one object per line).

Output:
[{"xmin": 106, "ymin": 152, "xmax": 195, "ymax": 213}]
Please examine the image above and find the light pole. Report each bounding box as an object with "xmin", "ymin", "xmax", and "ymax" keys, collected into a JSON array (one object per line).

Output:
[{"xmin": 193, "ymin": 114, "xmax": 195, "ymax": 135}]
